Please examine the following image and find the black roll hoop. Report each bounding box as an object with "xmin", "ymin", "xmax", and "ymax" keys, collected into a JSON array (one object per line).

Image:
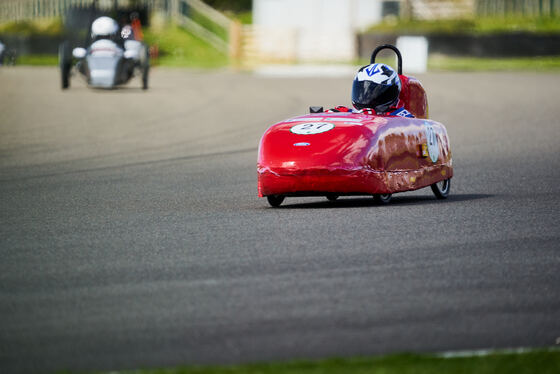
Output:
[{"xmin": 370, "ymin": 44, "xmax": 403, "ymax": 75}]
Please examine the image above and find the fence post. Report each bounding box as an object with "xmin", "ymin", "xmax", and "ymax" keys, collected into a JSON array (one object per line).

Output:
[{"xmin": 229, "ymin": 19, "xmax": 241, "ymax": 62}]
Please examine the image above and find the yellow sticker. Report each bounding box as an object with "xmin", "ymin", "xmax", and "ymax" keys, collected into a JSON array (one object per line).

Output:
[
  {"xmin": 421, "ymin": 144, "xmax": 429, "ymax": 157},
  {"xmin": 441, "ymin": 170, "xmax": 447, "ymax": 176},
  {"xmin": 410, "ymin": 176, "xmax": 416, "ymax": 183}
]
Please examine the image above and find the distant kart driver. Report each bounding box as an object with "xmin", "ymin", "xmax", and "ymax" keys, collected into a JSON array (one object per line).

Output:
[
  {"xmin": 83, "ymin": 16, "xmax": 137, "ymax": 85},
  {"xmin": 328, "ymin": 63, "xmax": 414, "ymax": 118},
  {"xmin": 90, "ymin": 15, "xmax": 145, "ymax": 60},
  {"xmin": 91, "ymin": 16, "xmax": 121, "ymax": 44}
]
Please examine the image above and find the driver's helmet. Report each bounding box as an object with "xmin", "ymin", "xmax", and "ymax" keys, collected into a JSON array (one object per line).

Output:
[
  {"xmin": 91, "ymin": 16, "xmax": 119, "ymax": 41},
  {"xmin": 351, "ymin": 63, "xmax": 401, "ymax": 113}
]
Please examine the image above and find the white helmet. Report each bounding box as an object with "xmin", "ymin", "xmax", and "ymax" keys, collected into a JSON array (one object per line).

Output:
[{"xmin": 91, "ymin": 16, "xmax": 119, "ymax": 39}]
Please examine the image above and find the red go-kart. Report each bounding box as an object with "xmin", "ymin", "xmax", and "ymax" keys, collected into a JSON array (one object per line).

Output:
[{"xmin": 257, "ymin": 45, "xmax": 453, "ymax": 207}]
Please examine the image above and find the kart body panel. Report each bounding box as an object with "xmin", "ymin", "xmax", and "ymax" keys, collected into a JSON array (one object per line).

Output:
[
  {"xmin": 84, "ymin": 39, "xmax": 131, "ymax": 88},
  {"xmin": 257, "ymin": 111, "xmax": 452, "ymax": 198},
  {"xmin": 399, "ymin": 75, "xmax": 429, "ymax": 119}
]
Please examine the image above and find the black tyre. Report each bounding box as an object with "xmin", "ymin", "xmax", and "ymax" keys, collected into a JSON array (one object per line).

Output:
[
  {"xmin": 431, "ymin": 178, "xmax": 451, "ymax": 199},
  {"xmin": 373, "ymin": 193, "xmax": 392, "ymax": 204},
  {"xmin": 326, "ymin": 194, "xmax": 339, "ymax": 201},
  {"xmin": 58, "ymin": 41, "xmax": 71, "ymax": 89},
  {"xmin": 267, "ymin": 195, "xmax": 285, "ymax": 207},
  {"xmin": 141, "ymin": 45, "xmax": 149, "ymax": 90}
]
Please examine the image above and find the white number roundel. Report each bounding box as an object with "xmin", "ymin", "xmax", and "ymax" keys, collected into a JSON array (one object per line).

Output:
[
  {"xmin": 424, "ymin": 122, "xmax": 439, "ymax": 163},
  {"xmin": 291, "ymin": 122, "xmax": 335, "ymax": 135}
]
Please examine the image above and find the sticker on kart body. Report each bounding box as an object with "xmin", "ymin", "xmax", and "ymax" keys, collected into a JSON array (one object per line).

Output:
[
  {"xmin": 291, "ymin": 122, "xmax": 335, "ymax": 135},
  {"xmin": 424, "ymin": 122, "xmax": 439, "ymax": 163}
]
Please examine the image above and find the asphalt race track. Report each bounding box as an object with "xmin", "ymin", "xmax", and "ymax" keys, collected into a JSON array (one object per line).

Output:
[{"xmin": 1, "ymin": 67, "xmax": 559, "ymax": 373}]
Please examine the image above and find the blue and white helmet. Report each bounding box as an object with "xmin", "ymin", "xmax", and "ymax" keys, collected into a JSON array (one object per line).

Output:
[{"xmin": 351, "ymin": 63, "xmax": 401, "ymax": 112}]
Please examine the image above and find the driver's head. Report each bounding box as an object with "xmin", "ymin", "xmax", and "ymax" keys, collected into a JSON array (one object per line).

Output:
[
  {"xmin": 351, "ymin": 63, "xmax": 401, "ymax": 113},
  {"xmin": 91, "ymin": 16, "xmax": 119, "ymax": 41}
]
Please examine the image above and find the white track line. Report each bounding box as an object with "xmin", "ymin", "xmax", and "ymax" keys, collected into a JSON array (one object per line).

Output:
[{"xmin": 438, "ymin": 346, "xmax": 559, "ymax": 358}]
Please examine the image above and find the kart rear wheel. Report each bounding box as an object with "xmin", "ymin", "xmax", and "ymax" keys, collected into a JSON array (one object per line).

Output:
[
  {"xmin": 373, "ymin": 193, "xmax": 392, "ymax": 204},
  {"xmin": 431, "ymin": 178, "xmax": 451, "ymax": 199},
  {"xmin": 267, "ymin": 195, "xmax": 285, "ymax": 207},
  {"xmin": 58, "ymin": 41, "xmax": 71, "ymax": 89},
  {"xmin": 326, "ymin": 194, "xmax": 339, "ymax": 201},
  {"xmin": 141, "ymin": 45, "xmax": 149, "ymax": 90}
]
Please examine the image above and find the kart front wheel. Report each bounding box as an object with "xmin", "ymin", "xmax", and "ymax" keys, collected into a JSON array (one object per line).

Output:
[
  {"xmin": 373, "ymin": 193, "xmax": 392, "ymax": 204},
  {"xmin": 431, "ymin": 178, "xmax": 451, "ymax": 199},
  {"xmin": 58, "ymin": 41, "xmax": 71, "ymax": 89},
  {"xmin": 141, "ymin": 45, "xmax": 150, "ymax": 90},
  {"xmin": 267, "ymin": 195, "xmax": 285, "ymax": 207},
  {"xmin": 326, "ymin": 194, "xmax": 339, "ymax": 201}
]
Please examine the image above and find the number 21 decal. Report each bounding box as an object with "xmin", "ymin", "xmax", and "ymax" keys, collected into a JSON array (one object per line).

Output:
[{"xmin": 291, "ymin": 122, "xmax": 335, "ymax": 135}]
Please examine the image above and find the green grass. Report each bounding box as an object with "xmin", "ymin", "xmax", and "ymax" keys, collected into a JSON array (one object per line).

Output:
[
  {"xmin": 234, "ymin": 11, "xmax": 252, "ymax": 25},
  {"xmin": 13, "ymin": 54, "xmax": 560, "ymax": 72},
  {"xmin": 143, "ymin": 23, "xmax": 228, "ymax": 68},
  {"xmin": 368, "ymin": 16, "xmax": 560, "ymax": 34},
  {"xmin": 351, "ymin": 55, "xmax": 560, "ymax": 72},
  {"xmin": 10, "ymin": 24, "xmax": 229, "ymax": 68},
  {"xmin": 9, "ymin": 24, "xmax": 229, "ymax": 68},
  {"xmin": 0, "ymin": 18, "xmax": 64, "ymax": 36},
  {"xmin": 14, "ymin": 54, "xmax": 58, "ymax": 66},
  {"xmin": 0, "ymin": 17, "xmax": 228, "ymax": 69},
  {"xmin": 82, "ymin": 349, "xmax": 560, "ymax": 374},
  {"xmin": 6, "ymin": 17, "xmax": 560, "ymax": 70}
]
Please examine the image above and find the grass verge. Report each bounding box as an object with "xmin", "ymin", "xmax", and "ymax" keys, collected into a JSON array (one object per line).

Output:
[
  {"xmin": 353, "ymin": 55, "xmax": 560, "ymax": 72},
  {"xmin": 143, "ymin": 22, "xmax": 227, "ymax": 68},
  {"xmin": 0, "ymin": 18, "xmax": 64, "ymax": 36},
  {"xmin": 12, "ymin": 54, "xmax": 58, "ymax": 66},
  {"xmin": 368, "ymin": 16, "xmax": 560, "ymax": 34},
  {"xmin": 5, "ymin": 23, "xmax": 227, "ymax": 68},
  {"xmin": 83, "ymin": 349, "xmax": 560, "ymax": 374},
  {"xmin": 429, "ymin": 55, "xmax": 560, "ymax": 71},
  {"xmin": 10, "ymin": 54, "xmax": 560, "ymax": 72}
]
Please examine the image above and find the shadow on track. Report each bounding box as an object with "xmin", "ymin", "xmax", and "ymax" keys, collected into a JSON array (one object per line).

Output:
[
  {"xmin": 0, "ymin": 148, "xmax": 257, "ymax": 183},
  {"xmin": 266, "ymin": 193, "xmax": 493, "ymax": 209},
  {"xmin": 63, "ymin": 86, "xmax": 147, "ymax": 94}
]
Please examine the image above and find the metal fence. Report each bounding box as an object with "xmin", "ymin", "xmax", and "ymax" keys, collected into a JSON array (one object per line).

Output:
[{"xmin": 476, "ymin": 0, "xmax": 559, "ymax": 16}]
